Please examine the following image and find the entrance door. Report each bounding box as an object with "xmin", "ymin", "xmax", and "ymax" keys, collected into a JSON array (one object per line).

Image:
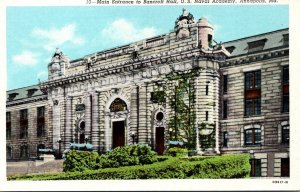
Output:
[
  {"xmin": 281, "ymin": 158, "xmax": 290, "ymax": 177},
  {"xmin": 79, "ymin": 133, "xmax": 85, "ymax": 144},
  {"xmin": 112, "ymin": 121, "xmax": 125, "ymax": 148},
  {"xmin": 156, "ymin": 127, "xmax": 165, "ymax": 155}
]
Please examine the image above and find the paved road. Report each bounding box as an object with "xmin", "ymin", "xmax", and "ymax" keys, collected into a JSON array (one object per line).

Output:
[{"xmin": 7, "ymin": 160, "xmax": 64, "ymax": 176}]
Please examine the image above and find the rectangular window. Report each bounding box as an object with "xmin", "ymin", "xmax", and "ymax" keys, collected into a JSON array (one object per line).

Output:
[
  {"xmin": 223, "ymin": 132, "xmax": 228, "ymax": 147},
  {"xmin": 37, "ymin": 106, "xmax": 46, "ymax": 137},
  {"xmin": 20, "ymin": 109, "xmax": 28, "ymax": 139},
  {"xmin": 282, "ymin": 66, "xmax": 289, "ymax": 112},
  {"xmin": 244, "ymin": 70, "xmax": 261, "ymax": 117},
  {"xmin": 205, "ymin": 85, "xmax": 209, "ymax": 95},
  {"xmin": 6, "ymin": 112, "xmax": 11, "ymax": 140},
  {"xmin": 281, "ymin": 158, "xmax": 290, "ymax": 177},
  {"xmin": 223, "ymin": 75, "xmax": 228, "ymax": 94},
  {"xmin": 223, "ymin": 100, "xmax": 228, "ymax": 119},
  {"xmin": 250, "ymin": 159, "xmax": 261, "ymax": 177},
  {"xmin": 205, "ymin": 111, "xmax": 208, "ymax": 121}
]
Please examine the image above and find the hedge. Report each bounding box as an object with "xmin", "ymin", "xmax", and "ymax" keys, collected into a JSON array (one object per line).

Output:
[
  {"xmin": 8, "ymin": 153, "xmax": 250, "ymax": 180},
  {"xmin": 63, "ymin": 145, "xmax": 157, "ymax": 172}
]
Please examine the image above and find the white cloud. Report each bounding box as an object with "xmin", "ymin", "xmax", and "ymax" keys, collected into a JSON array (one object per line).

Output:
[
  {"xmin": 101, "ymin": 19, "xmax": 158, "ymax": 44},
  {"xmin": 32, "ymin": 23, "xmax": 85, "ymax": 51},
  {"xmin": 12, "ymin": 50, "xmax": 39, "ymax": 66},
  {"xmin": 37, "ymin": 70, "xmax": 48, "ymax": 80}
]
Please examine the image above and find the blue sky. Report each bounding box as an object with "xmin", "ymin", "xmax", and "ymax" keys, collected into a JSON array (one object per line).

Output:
[{"xmin": 7, "ymin": 5, "xmax": 288, "ymax": 90}]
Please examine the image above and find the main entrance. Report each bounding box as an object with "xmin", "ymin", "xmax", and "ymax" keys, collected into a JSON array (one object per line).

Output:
[
  {"xmin": 112, "ymin": 121, "xmax": 125, "ymax": 148},
  {"xmin": 156, "ymin": 127, "xmax": 165, "ymax": 155}
]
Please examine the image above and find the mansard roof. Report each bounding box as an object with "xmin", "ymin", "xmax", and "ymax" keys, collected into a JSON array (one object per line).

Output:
[
  {"xmin": 6, "ymin": 84, "xmax": 45, "ymax": 102},
  {"xmin": 223, "ymin": 28, "xmax": 289, "ymax": 58}
]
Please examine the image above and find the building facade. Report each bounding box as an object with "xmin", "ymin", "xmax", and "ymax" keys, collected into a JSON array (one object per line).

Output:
[{"xmin": 6, "ymin": 9, "xmax": 289, "ymax": 177}]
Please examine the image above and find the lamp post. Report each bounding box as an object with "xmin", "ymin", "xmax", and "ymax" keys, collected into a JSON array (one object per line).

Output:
[
  {"xmin": 57, "ymin": 137, "xmax": 62, "ymax": 158},
  {"xmin": 130, "ymin": 132, "xmax": 136, "ymax": 145}
]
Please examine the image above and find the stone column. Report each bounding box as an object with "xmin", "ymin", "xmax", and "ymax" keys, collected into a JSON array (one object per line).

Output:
[
  {"xmin": 52, "ymin": 100, "xmax": 61, "ymax": 150},
  {"xmin": 214, "ymin": 72, "xmax": 220, "ymax": 154},
  {"xmin": 130, "ymin": 85, "xmax": 139, "ymax": 144},
  {"xmin": 85, "ymin": 94, "xmax": 92, "ymax": 142},
  {"xmin": 65, "ymin": 96, "xmax": 72, "ymax": 150},
  {"xmin": 138, "ymin": 83, "xmax": 147, "ymax": 144},
  {"xmin": 91, "ymin": 92, "xmax": 99, "ymax": 152}
]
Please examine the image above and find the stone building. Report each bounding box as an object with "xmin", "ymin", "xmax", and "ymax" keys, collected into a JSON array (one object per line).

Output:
[{"xmin": 6, "ymin": 9, "xmax": 289, "ymax": 177}]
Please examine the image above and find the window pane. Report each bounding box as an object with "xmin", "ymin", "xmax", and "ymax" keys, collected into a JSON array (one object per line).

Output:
[
  {"xmin": 245, "ymin": 129, "xmax": 252, "ymax": 145},
  {"xmin": 245, "ymin": 72, "xmax": 253, "ymax": 90},
  {"xmin": 282, "ymin": 95, "xmax": 289, "ymax": 112},
  {"xmin": 255, "ymin": 71, "xmax": 261, "ymax": 88},
  {"xmin": 254, "ymin": 129, "xmax": 261, "ymax": 144},
  {"xmin": 254, "ymin": 98, "xmax": 261, "ymax": 115},
  {"xmin": 282, "ymin": 125, "xmax": 289, "ymax": 144},
  {"xmin": 223, "ymin": 75, "xmax": 228, "ymax": 93},
  {"xmin": 245, "ymin": 99, "xmax": 253, "ymax": 116}
]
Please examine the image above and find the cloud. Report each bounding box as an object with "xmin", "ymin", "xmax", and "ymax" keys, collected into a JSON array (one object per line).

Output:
[
  {"xmin": 37, "ymin": 70, "xmax": 48, "ymax": 80},
  {"xmin": 32, "ymin": 23, "xmax": 85, "ymax": 51},
  {"xmin": 101, "ymin": 19, "xmax": 158, "ymax": 44},
  {"xmin": 12, "ymin": 50, "xmax": 39, "ymax": 66}
]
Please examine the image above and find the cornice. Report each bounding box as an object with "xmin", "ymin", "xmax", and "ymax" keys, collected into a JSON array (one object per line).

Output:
[
  {"xmin": 40, "ymin": 45, "xmax": 227, "ymax": 90},
  {"xmin": 220, "ymin": 47, "xmax": 289, "ymax": 69},
  {"xmin": 6, "ymin": 95, "xmax": 48, "ymax": 107}
]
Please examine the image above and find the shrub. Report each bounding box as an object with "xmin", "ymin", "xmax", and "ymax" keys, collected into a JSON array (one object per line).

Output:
[
  {"xmin": 63, "ymin": 145, "xmax": 157, "ymax": 172},
  {"xmin": 167, "ymin": 147, "xmax": 188, "ymax": 157},
  {"xmin": 63, "ymin": 150, "xmax": 100, "ymax": 172},
  {"xmin": 9, "ymin": 154, "xmax": 250, "ymax": 180}
]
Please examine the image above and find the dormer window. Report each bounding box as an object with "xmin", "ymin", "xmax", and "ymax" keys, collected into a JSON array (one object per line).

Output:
[
  {"xmin": 283, "ymin": 34, "xmax": 289, "ymax": 46},
  {"xmin": 27, "ymin": 88, "xmax": 38, "ymax": 97},
  {"xmin": 247, "ymin": 39, "xmax": 267, "ymax": 53},
  {"xmin": 8, "ymin": 93, "xmax": 18, "ymax": 101},
  {"xmin": 225, "ymin": 46, "xmax": 235, "ymax": 54}
]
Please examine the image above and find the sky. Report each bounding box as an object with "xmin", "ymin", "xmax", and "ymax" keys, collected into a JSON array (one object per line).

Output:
[{"xmin": 6, "ymin": 5, "xmax": 288, "ymax": 90}]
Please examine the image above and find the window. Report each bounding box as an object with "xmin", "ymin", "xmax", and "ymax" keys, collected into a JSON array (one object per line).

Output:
[
  {"xmin": 20, "ymin": 109, "xmax": 28, "ymax": 139},
  {"xmin": 247, "ymin": 39, "xmax": 267, "ymax": 53},
  {"xmin": 150, "ymin": 91, "xmax": 166, "ymax": 103},
  {"xmin": 7, "ymin": 146, "xmax": 12, "ymax": 159},
  {"xmin": 244, "ymin": 70, "xmax": 261, "ymax": 117},
  {"xmin": 250, "ymin": 159, "xmax": 261, "ymax": 177},
  {"xmin": 205, "ymin": 85, "xmax": 209, "ymax": 95},
  {"xmin": 6, "ymin": 112, "xmax": 11, "ymax": 140},
  {"xmin": 8, "ymin": 93, "xmax": 18, "ymax": 101},
  {"xmin": 208, "ymin": 34, "xmax": 213, "ymax": 48},
  {"xmin": 223, "ymin": 75, "xmax": 228, "ymax": 94},
  {"xmin": 223, "ymin": 132, "xmax": 228, "ymax": 147},
  {"xmin": 27, "ymin": 88, "xmax": 37, "ymax": 97},
  {"xmin": 37, "ymin": 107, "xmax": 46, "ymax": 137},
  {"xmin": 281, "ymin": 158, "xmax": 289, "ymax": 177},
  {"xmin": 282, "ymin": 124, "xmax": 289, "ymax": 144},
  {"xmin": 223, "ymin": 100, "xmax": 228, "ymax": 119},
  {"xmin": 225, "ymin": 46, "xmax": 235, "ymax": 54},
  {"xmin": 282, "ymin": 66, "xmax": 289, "ymax": 112},
  {"xmin": 109, "ymin": 98, "xmax": 127, "ymax": 112},
  {"xmin": 283, "ymin": 34, "xmax": 289, "ymax": 46},
  {"xmin": 245, "ymin": 128, "xmax": 261, "ymax": 145},
  {"xmin": 205, "ymin": 111, "xmax": 208, "ymax": 121},
  {"xmin": 20, "ymin": 145, "xmax": 29, "ymax": 159}
]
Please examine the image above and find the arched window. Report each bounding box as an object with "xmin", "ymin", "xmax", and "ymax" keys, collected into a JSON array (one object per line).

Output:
[
  {"xmin": 109, "ymin": 98, "xmax": 127, "ymax": 112},
  {"xmin": 244, "ymin": 128, "xmax": 261, "ymax": 145},
  {"xmin": 282, "ymin": 124, "xmax": 289, "ymax": 144}
]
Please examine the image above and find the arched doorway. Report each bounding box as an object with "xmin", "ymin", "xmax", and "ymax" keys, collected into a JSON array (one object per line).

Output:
[{"xmin": 109, "ymin": 98, "xmax": 128, "ymax": 149}]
